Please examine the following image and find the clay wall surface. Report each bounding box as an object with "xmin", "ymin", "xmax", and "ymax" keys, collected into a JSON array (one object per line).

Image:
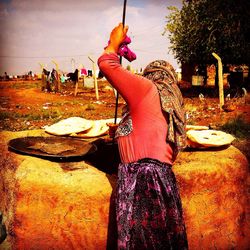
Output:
[{"xmin": 0, "ymin": 130, "xmax": 249, "ymax": 249}]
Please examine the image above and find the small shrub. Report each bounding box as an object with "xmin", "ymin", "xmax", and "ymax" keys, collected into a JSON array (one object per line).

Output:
[
  {"xmin": 0, "ymin": 112, "xmax": 11, "ymax": 119},
  {"xmin": 40, "ymin": 108, "xmax": 62, "ymax": 119},
  {"xmin": 24, "ymin": 113, "xmax": 42, "ymax": 120},
  {"xmin": 220, "ymin": 115, "xmax": 250, "ymax": 139}
]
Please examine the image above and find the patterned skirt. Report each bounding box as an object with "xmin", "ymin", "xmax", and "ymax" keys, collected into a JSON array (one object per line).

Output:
[{"xmin": 115, "ymin": 158, "xmax": 188, "ymax": 250}]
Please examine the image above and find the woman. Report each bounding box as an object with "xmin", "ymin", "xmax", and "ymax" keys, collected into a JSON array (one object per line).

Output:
[{"xmin": 98, "ymin": 23, "xmax": 188, "ymax": 250}]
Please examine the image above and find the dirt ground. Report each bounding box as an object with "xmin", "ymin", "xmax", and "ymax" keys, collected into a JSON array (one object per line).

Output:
[{"xmin": 0, "ymin": 79, "xmax": 250, "ymax": 161}]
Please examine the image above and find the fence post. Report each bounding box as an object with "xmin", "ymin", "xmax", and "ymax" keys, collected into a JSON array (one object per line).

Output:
[
  {"xmin": 212, "ymin": 52, "xmax": 224, "ymax": 110},
  {"xmin": 88, "ymin": 56, "xmax": 99, "ymax": 101}
]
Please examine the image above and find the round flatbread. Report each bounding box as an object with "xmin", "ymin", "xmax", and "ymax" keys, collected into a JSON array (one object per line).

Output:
[
  {"xmin": 186, "ymin": 125, "xmax": 209, "ymax": 131},
  {"xmin": 70, "ymin": 118, "xmax": 121, "ymax": 138},
  {"xmin": 187, "ymin": 129, "xmax": 235, "ymax": 147},
  {"xmin": 44, "ymin": 117, "xmax": 93, "ymax": 136}
]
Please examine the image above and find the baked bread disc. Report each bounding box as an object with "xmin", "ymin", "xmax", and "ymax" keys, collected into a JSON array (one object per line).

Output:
[
  {"xmin": 70, "ymin": 118, "xmax": 121, "ymax": 138},
  {"xmin": 44, "ymin": 117, "xmax": 93, "ymax": 136},
  {"xmin": 186, "ymin": 125, "xmax": 209, "ymax": 131},
  {"xmin": 187, "ymin": 129, "xmax": 235, "ymax": 147}
]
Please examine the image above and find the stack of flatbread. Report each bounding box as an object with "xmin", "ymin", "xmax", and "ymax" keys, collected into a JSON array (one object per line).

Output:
[
  {"xmin": 69, "ymin": 118, "xmax": 121, "ymax": 138},
  {"xmin": 44, "ymin": 117, "xmax": 93, "ymax": 136},
  {"xmin": 186, "ymin": 125, "xmax": 235, "ymax": 148},
  {"xmin": 186, "ymin": 125, "xmax": 209, "ymax": 131},
  {"xmin": 44, "ymin": 117, "xmax": 121, "ymax": 138}
]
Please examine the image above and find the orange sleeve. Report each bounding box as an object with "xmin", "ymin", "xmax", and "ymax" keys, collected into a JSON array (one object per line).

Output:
[{"xmin": 98, "ymin": 53, "xmax": 152, "ymax": 109}]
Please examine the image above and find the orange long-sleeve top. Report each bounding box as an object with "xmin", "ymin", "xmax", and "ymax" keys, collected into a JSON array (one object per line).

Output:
[{"xmin": 98, "ymin": 53, "xmax": 173, "ymax": 165}]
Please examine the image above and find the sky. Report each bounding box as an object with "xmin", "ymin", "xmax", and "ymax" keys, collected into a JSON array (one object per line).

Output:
[{"xmin": 0, "ymin": 0, "xmax": 182, "ymax": 76}]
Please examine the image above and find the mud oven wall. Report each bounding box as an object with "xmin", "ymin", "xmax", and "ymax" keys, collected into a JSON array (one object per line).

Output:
[{"xmin": 0, "ymin": 130, "xmax": 249, "ymax": 250}]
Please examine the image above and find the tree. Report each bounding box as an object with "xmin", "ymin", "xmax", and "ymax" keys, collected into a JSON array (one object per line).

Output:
[{"xmin": 164, "ymin": 0, "xmax": 250, "ymax": 66}]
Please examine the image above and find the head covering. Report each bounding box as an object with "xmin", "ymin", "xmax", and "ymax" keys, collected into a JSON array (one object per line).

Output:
[{"xmin": 143, "ymin": 60, "xmax": 186, "ymax": 157}]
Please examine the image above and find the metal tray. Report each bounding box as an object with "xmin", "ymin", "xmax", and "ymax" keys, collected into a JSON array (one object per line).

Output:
[{"xmin": 8, "ymin": 136, "xmax": 97, "ymax": 160}]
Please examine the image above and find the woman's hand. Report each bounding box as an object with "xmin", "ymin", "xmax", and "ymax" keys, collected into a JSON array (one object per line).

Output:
[{"xmin": 105, "ymin": 23, "xmax": 129, "ymax": 54}]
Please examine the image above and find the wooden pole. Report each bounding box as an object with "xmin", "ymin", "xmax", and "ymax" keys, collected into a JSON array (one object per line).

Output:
[
  {"xmin": 74, "ymin": 81, "xmax": 79, "ymax": 97},
  {"xmin": 52, "ymin": 60, "xmax": 61, "ymax": 92},
  {"xmin": 69, "ymin": 59, "xmax": 79, "ymax": 96},
  {"xmin": 38, "ymin": 63, "xmax": 46, "ymax": 91},
  {"xmin": 88, "ymin": 56, "xmax": 99, "ymax": 101},
  {"xmin": 212, "ymin": 52, "xmax": 224, "ymax": 110},
  {"xmin": 38, "ymin": 62, "xmax": 44, "ymax": 70},
  {"xmin": 71, "ymin": 58, "xmax": 75, "ymax": 72},
  {"xmin": 114, "ymin": 0, "xmax": 127, "ymax": 124}
]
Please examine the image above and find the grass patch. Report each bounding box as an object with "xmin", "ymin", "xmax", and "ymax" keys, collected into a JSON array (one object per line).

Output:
[
  {"xmin": 0, "ymin": 108, "xmax": 63, "ymax": 121},
  {"xmin": 71, "ymin": 100, "xmax": 83, "ymax": 105},
  {"xmin": 11, "ymin": 81, "xmax": 41, "ymax": 89},
  {"xmin": 220, "ymin": 115, "xmax": 250, "ymax": 139},
  {"xmin": 0, "ymin": 111, "xmax": 24, "ymax": 120},
  {"xmin": 40, "ymin": 108, "xmax": 63, "ymax": 119},
  {"xmin": 85, "ymin": 104, "xmax": 96, "ymax": 111},
  {"xmin": 0, "ymin": 111, "xmax": 42, "ymax": 120},
  {"xmin": 0, "ymin": 112, "xmax": 12, "ymax": 119},
  {"xmin": 50, "ymin": 100, "xmax": 83, "ymax": 107},
  {"xmin": 24, "ymin": 113, "xmax": 43, "ymax": 120}
]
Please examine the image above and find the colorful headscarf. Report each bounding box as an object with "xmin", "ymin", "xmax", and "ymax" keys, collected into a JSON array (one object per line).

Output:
[{"xmin": 143, "ymin": 60, "xmax": 186, "ymax": 157}]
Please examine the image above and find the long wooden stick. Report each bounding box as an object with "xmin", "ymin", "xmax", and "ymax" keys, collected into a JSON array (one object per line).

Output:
[
  {"xmin": 114, "ymin": 0, "xmax": 127, "ymax": 124},
  {"xmin": 88, "ymin": 56, "xmax": 99, "ymax": 101}
]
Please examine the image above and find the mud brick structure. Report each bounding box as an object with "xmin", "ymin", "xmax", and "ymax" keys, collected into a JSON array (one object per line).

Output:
[{"xmin": 0, "ymin": 130, "xmax": 249, "ymax": 249}]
